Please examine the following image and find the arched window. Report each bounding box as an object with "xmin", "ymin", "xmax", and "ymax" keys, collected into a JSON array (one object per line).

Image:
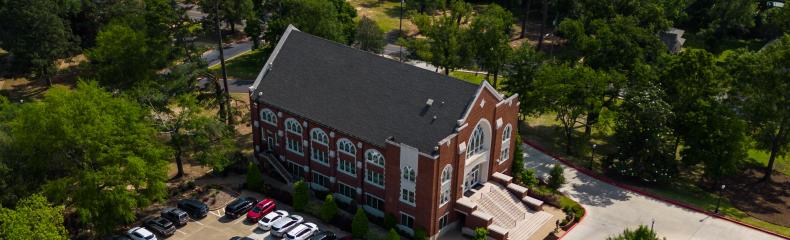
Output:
[
  {"xmin": 310, "ymin": 128, "xmax": 328, "ymax": 145},
  {"xmin": 365, "ymin": 150, "xmax": 385, "ymax": 167},
  {"xmin": 500, "ymin": 124, "xmax": 512, "ymax": 163},
  {"xmin": 260, "ymin": 109, "xmax": 276, "ymax": 125},
  {"xmin": 402, "ymin": 166, "xmax": 416, "ymax": 182},
  {"xmin": 337, "ymin": 139, "xmax": 356, "ymax": 156},
  {"xmin": 285, "ymin": 118, "xmax": 302, "ymax": 135},
  {"xmin": 466, "ymin": 124, "xmax": 485, "ymax": 158},
  {"xmin": 439, "ymin": 165, "xmax": 452, "ymax": 205}
]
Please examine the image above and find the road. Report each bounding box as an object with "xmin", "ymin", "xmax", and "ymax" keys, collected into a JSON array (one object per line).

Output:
[
  {"xmin": 523, "ymin": 144, "xmax": 784, "ymax": 240},
  {"xmin": 202, "ymin": 41, "xmax": 253, "ymax": 68}
]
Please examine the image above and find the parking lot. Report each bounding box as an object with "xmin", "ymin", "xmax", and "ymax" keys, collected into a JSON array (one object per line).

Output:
[{"xmin": 162, "ymin": 191, "xmax": 350, "ymax": 240}]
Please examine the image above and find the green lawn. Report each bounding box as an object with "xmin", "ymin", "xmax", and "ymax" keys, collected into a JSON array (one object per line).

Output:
[
  {"xmin": 209, "ymin": 47, "xmax": 271, "ymax": 80},
  {"xmin": 449, "ymin": 71, "xmax": 487, "ymax": 85},
  {"xmin": 683, "ymin": 32, "xmax": 769, "ymax": 54},
  {"xmin": 747, "ymin": 149, "xmax": 789, "ymax": 176},
  {"xmin": 348, "ymin": 0, "xmax": 414, "ymax": 34}
]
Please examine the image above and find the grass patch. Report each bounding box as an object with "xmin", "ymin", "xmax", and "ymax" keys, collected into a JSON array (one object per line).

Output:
[
  {"xmin": 209, "ymin": 47, "xmax": 271, "ymax": 80},
  {"xmin": 683, "ymin": 32, "xmax": 768, "ymax": 54},
  {"xmin": 746, "ymin": 149, "xmax": 789, "ymax": 176},
  {"xmin": 449, "ymin": 71, "xmax": 487, "ymax": 85},
  {"xmin": 348, "ymin": 0, "xmax": 415, "ymax": 35}
]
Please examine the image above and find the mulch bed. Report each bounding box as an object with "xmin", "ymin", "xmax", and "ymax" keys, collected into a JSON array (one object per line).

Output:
[{"xmin": 725, "ymin": 168, "xmax": 790, "ymax": 227}]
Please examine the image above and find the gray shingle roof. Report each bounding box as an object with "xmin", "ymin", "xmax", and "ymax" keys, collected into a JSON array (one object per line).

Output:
[{"xmin": 252, "ymin": 27, "xmax": 480, "ymax": 153}]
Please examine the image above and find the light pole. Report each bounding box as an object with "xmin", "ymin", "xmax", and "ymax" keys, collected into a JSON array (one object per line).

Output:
[
  {"xmin": 590, "ymin": 144, "xmax": 597, "ymax": 169},
  {"xmin": 398, "ymin": 0, "xmax": 404, "ymax": 62},
  {"xmin": 715, "ymin": 184, "xmax": 726, "ymax": 214},
  {"xmin": 651, "ymin": 218, "xmax": 655, "ymax": 231}
]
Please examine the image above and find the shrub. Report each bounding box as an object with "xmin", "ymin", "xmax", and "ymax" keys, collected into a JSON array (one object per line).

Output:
[
  {"xmin": 548, "ymin": 164, "xmax": 566, "ymax": 190},
  {"xmin": 384, "ymin": 213, "xmax": 397, "ymax": 230},
  {"xmin": 520, "ymin": 168, "xmax": 539, "ymax": 188},
  {"xmin": 292, "ymin": 180, "xmax": 309, "ymax": 211},
  {"xmin": 386, "ymin": 228, "xmax": 400, "ymax": 240},
  {"xmin": 351, "ymin": 208, "xmax": 369, "ymax": 238},
  {"xmin": 245, "ymin": 162, "xmax": 264, "ymax": 191},
  {"xmin": 606, "ymin": 225, "xmax": 661, "ymax": 240},
  {"xmin": 413, "ymin": 228, "xmax": 427, "ymax": 240},
  {"xmin": 320, "ymin": 194, "xmax": 339, "ymax": 222},
  {"xmin": 473, "ymin": 227, "xmax": 488, "ymax": 240},
  {"xmin": 511, "ymin": 136, "xmax": 525, "ymax": 177}
]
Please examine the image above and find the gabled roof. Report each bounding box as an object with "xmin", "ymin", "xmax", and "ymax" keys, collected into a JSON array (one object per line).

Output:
[{"xmin": 250, "ymin": 26, "xmax": 482, "ymax": 153}]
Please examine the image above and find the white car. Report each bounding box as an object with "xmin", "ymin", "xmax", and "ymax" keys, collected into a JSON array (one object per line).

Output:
[
  {"xmin": 127, "ymin": 227, "xmax": 157, "ymax": 240},
  {"xmin": 285, "ymin": 222, "xmax": 319, "ymax": 240},
  {"xmin": 257, "ymin": 210, "xmax": 289, "ymax": 231},
  {"xmin": 271, "ymin": 215, "xmax": 304, "ymax": 238}
]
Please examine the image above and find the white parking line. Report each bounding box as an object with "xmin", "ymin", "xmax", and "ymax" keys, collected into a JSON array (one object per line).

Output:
[
  {"xmin": 176, "ymin": 230, "xmax": 187, "ymax": 235},
  {"xmin": 210, "ymin": 211, "xmax": 221, "ymax": 217},
  {"xmin": 192, "ymin": 220, "xmax": 204, "ymax": 226}
]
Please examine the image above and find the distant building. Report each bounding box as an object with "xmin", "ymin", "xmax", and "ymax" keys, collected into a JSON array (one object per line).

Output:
[
  {"xmin": 660, "ymin": 28, "xmax": 686, "ymax": 54},
  {"xmin": 248, "ymin": 26, "xmax": 554, "ymax": 239}
]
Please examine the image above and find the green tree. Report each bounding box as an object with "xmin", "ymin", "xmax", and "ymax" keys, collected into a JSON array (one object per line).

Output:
[
  {"xmin": 387, "ymin": 228, "xmax": 400, "ymax": 240},
  {"xmin": 292, "ymin": 180, "xmax": 308, "ymax": 211},
  {"xmin": 0, "ymin": 0, "xmax": 79, "ymax": 86},
  {"xmin": 406, "ymin": 4, "xmax": 471, "ymax": 75},
  {"xmin": 468, "ymin": 4, "xmax": 513, "ymax": 86},
  {"xmin": 351, "ymin": 208, "xmax": 369, "ymax": 238},
  {"xmin": 727, "ymin": 36, "xmax": 790, "ymax": 182},
  {"xmin": 607, "ymin": 225, "xmax": 661, "ymax": 240},
  {"xmin": 355, "ymin": 16, "xmax": 386, "ymax": 54},
  {"xmin": 246, "ymin": 162, "xmax": 264, "ymax": 191},
  {"xmin": 405, "ymin": 0, "xmax": 444, "ymax": 14},
  {"xmin": 0, "ymin": 194, "xmax": 68, "ymax": 240},
  {"xmin": 320, "ymin": 194, "xmax": 338, "ymax": 222},
  {"xmin": 413, "ymin": 227, "xmax": 428, "ymax": 240},
  {"xmin": 701, "ymin": 0, "xmax": 757, "ymax": 41},
  {"xmin": 607, "ymin": 78, "xmax": 677, "ymax": 184},
  {"xmin": 520, "ymin": 168, "xmax": 539, "ymax": 188},
  {"xmin": 245, "ymin": 16, "xmax": 263, "ymax": 50},
  {"xmin": 682, "ymin": 103, "xmax": 747, "ymax": 182},
  {"xmin": 265, "ymin": 0, "xmax": 356, "ymax": 44},
  {"xmin": 765, "ymin": 7, "xmax": 790, "ymax": 38},
  {"xmin": 548, "ymin": 164, "xmax": 566, "ymax": 190},
  {"xmin": 511, "ymin": 136, "xmax": 525, "ymax": 178},
  {"xmin": 502, "ymin": 44, "xmax": 544, "ymax": 116},
  {"xmin": 329, "ymin": 0, "xmax": 358, "ymax": 44},
  {"xmin": 0, "ymin": 81, "xmax": 169, "ymax": 234},
  {"xmin": 473, "ymin": 227, "xmax": 488, "ymax": 240},
  {"xmin": 87, "ymin": 22, "xmax": 161, "ymax": 88},
  {"xmin": 199, "ymin": 0, "xmax": 254, "ymax": 33}
]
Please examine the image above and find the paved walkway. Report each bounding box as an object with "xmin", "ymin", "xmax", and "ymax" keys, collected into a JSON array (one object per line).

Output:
[{"xmin": 523, "ymin": 144, "xmax": 784, "ymax": 240}]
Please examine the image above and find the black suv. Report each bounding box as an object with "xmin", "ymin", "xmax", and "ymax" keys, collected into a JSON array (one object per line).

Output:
[
  {"xmin": 308, "ymin": 231, "xmax": 337, "ymax": 240},
  {"xmin": 144, "ymin": 217, "xmax": 176, "ymax": 237},
  {"xmin": 224, "ymin": 197, "xmax": 257, "ymax": 219},
  {"xmin": 161, "ymin": 207, "xmax": 189, "ymax": 226},
  {"xmin": 177, "ymin": 199, "xmax": 209, "ymax": 219}
]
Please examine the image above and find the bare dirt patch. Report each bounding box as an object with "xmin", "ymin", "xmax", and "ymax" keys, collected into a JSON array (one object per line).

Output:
[{"xmin": 726, "ymin": 168, "xmax": 790, "ymax": 227}]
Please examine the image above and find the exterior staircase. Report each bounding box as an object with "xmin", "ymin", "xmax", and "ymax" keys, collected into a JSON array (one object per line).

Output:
[
  {"xmin": 257, "ymin": 151, "xmax": 293, "ymax": 184},
  {"xmin": 464, "ymin": 182, "xmax": 554, "ymax": 240}
]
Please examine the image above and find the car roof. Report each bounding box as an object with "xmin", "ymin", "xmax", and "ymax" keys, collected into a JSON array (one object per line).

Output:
[
  {"xmin": 179, "ymin": 199, "xmax": 206, "ymax": 207},
  {"xmin": 133, "ymin": 227, "xmax": 154, "ymax": 236},
  {"xmin": 257, "ymin": 199, "xmax": 273, "ymax": 206},
  {"xmin": 272, "ymin": 217, "xmax": 296, "ymax": 228}
]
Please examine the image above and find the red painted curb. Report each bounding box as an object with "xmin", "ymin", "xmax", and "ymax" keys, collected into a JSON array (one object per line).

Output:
[
  {"xmin": 522, "ymin": 138, "xmax": 789, "ymax": 239},
  {"xmin": 558, "ymin": 203, "xmax": 587, "ymax": 239}
]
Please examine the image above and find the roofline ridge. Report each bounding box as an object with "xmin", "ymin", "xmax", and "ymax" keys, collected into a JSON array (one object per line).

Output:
[
  {"xmin": 455, "ymin": 80, "xmax": 505, "ymax": 127},
  {"xmin": 249, "ymin": 24, "xmax": 300, "ymax": 94}
]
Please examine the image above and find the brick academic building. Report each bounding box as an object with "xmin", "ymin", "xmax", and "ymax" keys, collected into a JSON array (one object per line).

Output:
[{"xmin": 248, "ymin": 26, "xmax": 553, "ymax": 240}]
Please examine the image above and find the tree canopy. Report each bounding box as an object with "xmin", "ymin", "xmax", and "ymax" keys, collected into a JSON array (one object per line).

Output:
[
  {"xmin": 265, "ymin": 0, "xmax": 357, "ymax": 44},
  {"xmin": 355, "ymin": 16, "xmax": 386, "ymax": 53},
  {"xmin": 0, "ymin": 194, "xmax": 68, "ymax": 240}
]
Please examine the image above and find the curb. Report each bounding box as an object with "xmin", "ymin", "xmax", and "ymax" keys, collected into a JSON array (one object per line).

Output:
[
  {"xmin": 557, "ymin": 204, "xmax": 587, "ymax": 239},
  {"xmin": 522, "ymin": 138, "xmax": 788, "ymax": 239}
]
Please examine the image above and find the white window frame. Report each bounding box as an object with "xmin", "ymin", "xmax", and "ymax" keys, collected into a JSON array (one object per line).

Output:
[
  {"xmin": 467, "ymin": 124, "xmax": 485, "ymax": 158},
  {"xmin": 337, "ymin": 138, "xmax": 356, "ymax": 156},
  {"xmin": 402, "ymin": 166, "xmax": 416, "ymax": 183},
  {"xmin": 365, "ymin": 193, "xmax": 384, "ymax": 211},
  {"xmin": 439, "ymin": 165, "xmax": 452, "ymax": 206},
  {"xmin": 286, "ymin": 137, "xmax": 303, "ymax": 155},
  {"xmin": 338, "ymin": 159, "xmax": 356, "ymax": 176},
  {"xmin": 400, "ymin": 188, "xmax": 416, "ymax": 206},
  {"xmin": 499, "ymin": 124, "xmax": 512, "ymax": 163},
  {"xmin": 365, "ymin": 149, "xmax": 385, "ymax": 167},
  {"xmin": 285, "ymin": 118, "xmax": 303, "ymax": 135},
  {"xmin": 311, "ymin": 171, "xmax": 330, "ymax": 190},
  {"xmin": 337, "ymin": 182, "xmax": 356, "ymax": 199},
  {"xmin": 365, "ymin": 169, "xmax": 385, "ymax": 188},
  {"xmin": 260, "ymin": 108, "xmax": 277, "ymax": 126},
  {"xmin": 400, "ymin": 212, "xmax": 415, "ymax": 229},
  {"xmin": 311, "ymin": 147, "xmax": 329, "ymax": 166},
  {"xmin": 310, "ymin": 128, "xmax": 329, "ymax": 145}
]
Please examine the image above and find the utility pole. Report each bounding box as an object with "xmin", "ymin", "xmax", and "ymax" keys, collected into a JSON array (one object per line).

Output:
[
  {"xmin": 215, "ymin": 1, "xmax": 234, "ymax": 125},
  {"xmin": 399, "ymin": 0, "xmax": 404, "ymax": 62}
]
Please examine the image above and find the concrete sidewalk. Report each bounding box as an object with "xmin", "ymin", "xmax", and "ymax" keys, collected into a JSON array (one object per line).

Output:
[{"xmin": 522, "ymin": 144, "xmax": 784, "ymax": 240}]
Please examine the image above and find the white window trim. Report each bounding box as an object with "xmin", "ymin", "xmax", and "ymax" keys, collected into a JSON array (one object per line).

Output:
[
  {"xmin": 310, "ymin": 128, "xmax": 329, "ymax": 145},
  {"xmin": 286, "ymin": 137, "xmax": 304, "ymax": 156},
  {"xmin": 439, "ymin": 165, "xmax": 452, "ymax": 206},
  {"xmin": 335, "ymin": 182, "xmax": 356, "ymax": 201},
  {"xmin": 337, "ymin": 159, "xmax": 356, "ymax": 177},
  {"xmin": 260, "ymin": 108, "xmax": 277, "ymax": 126},
  {"xmin": 364, "ymin": 193, "xmax": 385, "ymax": 217},
  {"xmin": 365, "ymin": 169, "xmax": 385, "ymax": 189},
  {"xmin": 398, "ymin": 212, "xmax": 416, "ymax": 234},
  {"xmin": 402, "ymin": 166, "xmax": 416, "ymax": 183},
  {"xmin": 438, "ymin": 213, "xmax": 450, "ymax": 230},
  {"xmin": 337, "ymin": 138, "xmax": 356, "ymax": 156},
  {"xmin": 365, "ymin": 149, "xmax": 385, "ymax": 168},
  {"xmin": 285, "ymin": 118, "xmax": 303, "ymax": 135},
  {"xmin": 400, "ymin": 188, "xmax": 416, "ymax": 206},
  {"xmin": 311, "ymin": 148, "xmax": 330, "ymax": 167}
]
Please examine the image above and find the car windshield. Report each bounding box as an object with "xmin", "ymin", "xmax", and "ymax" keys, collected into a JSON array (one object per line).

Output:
[
  {"xmin": 251, "ymin": 206, "xmax": 262, "ymax": 212},
  {"xmin": 145, "ymin": 235, "xmax": 154, "ymax": 240}
]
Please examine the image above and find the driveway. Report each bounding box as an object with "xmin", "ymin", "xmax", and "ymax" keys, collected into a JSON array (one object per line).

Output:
[{"xmin": 523, "ymin": 144, "xmax": 783, "ymax": 240}]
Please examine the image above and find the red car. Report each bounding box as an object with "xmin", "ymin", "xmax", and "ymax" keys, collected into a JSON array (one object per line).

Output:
[{"xmin": 247, "ymin": 199, "xmax": 276, "ymax": 220}]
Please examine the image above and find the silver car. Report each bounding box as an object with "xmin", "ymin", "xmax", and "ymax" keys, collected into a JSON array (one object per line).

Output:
[
  {"xmin": 286, "ymin": 222, "xmax": 319, "ymax": 240},
  {"xmin": 271, "ymin": 215, "xmax": 304, "ymax": 238},
  {"xmin": 257, "ymin": 210, "xmax": 289, "ymax": 231}
]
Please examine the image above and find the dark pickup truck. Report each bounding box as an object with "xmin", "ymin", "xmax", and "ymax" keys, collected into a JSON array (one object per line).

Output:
[{"xmin": 144, "ymin": 217, "xmax": 176, "ymax": 237}]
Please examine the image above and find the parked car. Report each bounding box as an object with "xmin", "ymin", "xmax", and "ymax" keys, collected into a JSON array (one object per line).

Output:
[
  {"xmin": 246, "ymin": 198, "xmax": 276, "ymax": 220},
  {"xmin": 286, "ymin": 222, "xmax": 319, "ymax": 240},
  {"xmin": 127, "ymin": 227, "xmax": 157, "ymax": 240},
  {"xmin": 161, "ymin": 207, "xmax": 189, "ymax": 227},
  {"xmin": 308, "ymin": 230, "xmax": 337, "ymax": 240},
  {"xmin": 258, "ymin": 210, "xmax": 289, "ymax": 231},
  {"xmin": 177, "ymin": 199, "xmax": 208, "ymax": 219},
  {"xmin": 271, "ymin": 215, "xmax": 304, "ymax": 238},
  {"xmin": 143, "ymin": 217, "xmax": 176, "ymax": 237},
  {"xmin": 229, "ymin": 237, "xmax": 254, "ymax": 240},
  {"xmin": 224, "ymin": 196, "xmax": 257, "ymax": 219}
]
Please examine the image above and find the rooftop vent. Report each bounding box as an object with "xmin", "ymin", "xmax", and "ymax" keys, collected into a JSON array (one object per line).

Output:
[{"xmin": 426, "ymin": 98, "xmax": 434, "ymax": 106}]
